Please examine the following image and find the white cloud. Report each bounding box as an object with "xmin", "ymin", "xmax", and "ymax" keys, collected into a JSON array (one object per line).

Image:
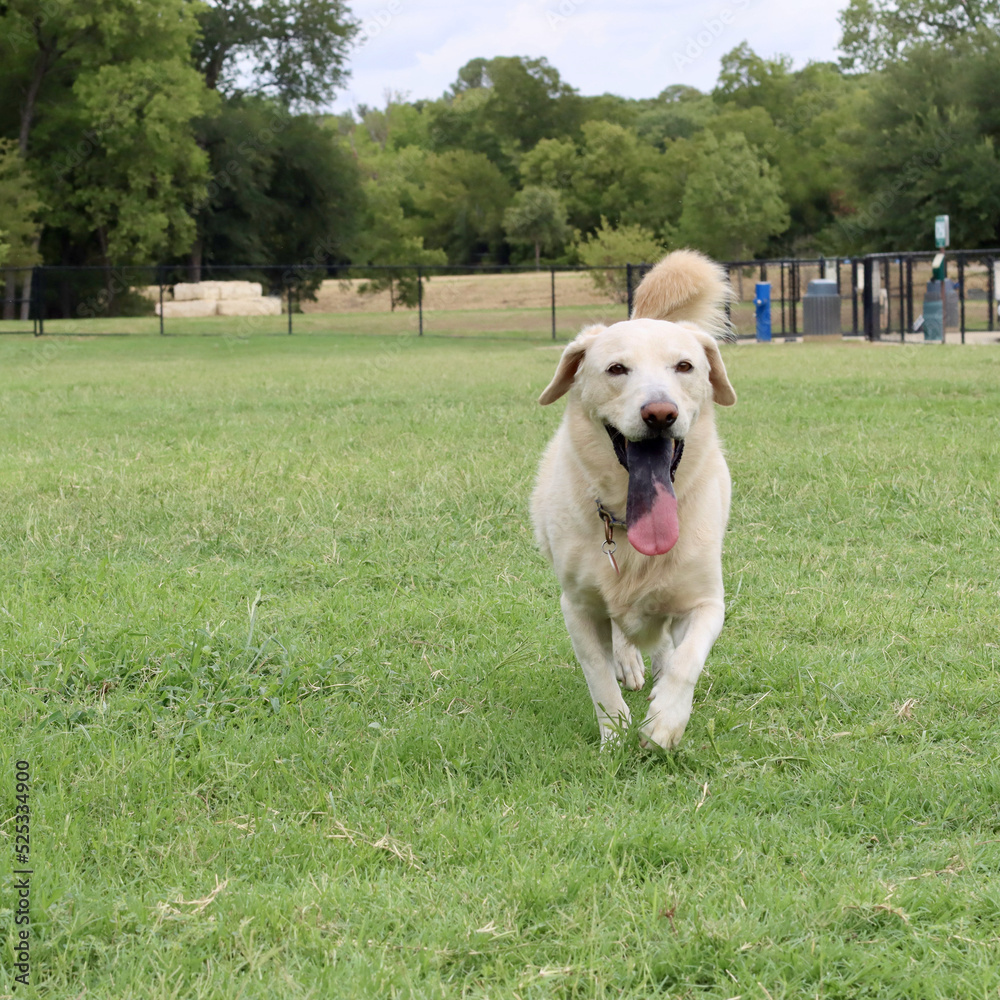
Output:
[{"xmin": 333, "ymin": 0, "xmax": 844, "ymax": 112}]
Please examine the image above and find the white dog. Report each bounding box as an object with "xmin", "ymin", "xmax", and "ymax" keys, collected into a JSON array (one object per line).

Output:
[{"xmin": 531, "ymin": 250, "xmax": 736, "ymax": 749}]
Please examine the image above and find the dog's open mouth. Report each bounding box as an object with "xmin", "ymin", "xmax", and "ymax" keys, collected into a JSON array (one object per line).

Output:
[{"xmin": 606, "ymin": 426, "xmax": 684, "ymax": 556}]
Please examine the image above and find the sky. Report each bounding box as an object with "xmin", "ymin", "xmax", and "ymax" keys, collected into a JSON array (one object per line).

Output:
[{"xmin": 331, "ymin": 0, "xmax": 845, "ymax": 113}]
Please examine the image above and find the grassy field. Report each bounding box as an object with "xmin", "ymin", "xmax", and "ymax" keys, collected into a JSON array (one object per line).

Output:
[
  {"xmin": 2, "ymin": 333, "xmax": 1000, "ymax": 998},
  {"xmin": 0, "ymin": 302, "xmax": 632, "ymax": 340}
]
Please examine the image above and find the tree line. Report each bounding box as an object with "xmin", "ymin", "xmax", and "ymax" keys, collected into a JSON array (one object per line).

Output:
[{"xmin": 3, "ymin": 0, "xmax": 1000, "ymax": 303}]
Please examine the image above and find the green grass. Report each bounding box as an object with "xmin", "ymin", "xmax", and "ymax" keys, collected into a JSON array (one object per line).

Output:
[
  {"xmin": 2, "ymin": 333, "xmax": 1000, "ymax": 998},
  {"xmin": 1, "ymin": 306, "xmax": 613, "ymax": 340}
]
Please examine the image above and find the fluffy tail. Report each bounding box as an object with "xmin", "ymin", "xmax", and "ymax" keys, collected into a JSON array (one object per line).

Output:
[{"xmin": 630, "ymin": 249, "xmax": 732, "ymax": 339}]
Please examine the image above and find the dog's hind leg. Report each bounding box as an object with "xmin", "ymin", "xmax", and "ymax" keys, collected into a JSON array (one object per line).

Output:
[
  {"xmin": 612, "ymin": 622, "xmax": 645, "ymax": 691},
  {"xmin": 561, "ymin": 593, "xmax": 631, "ymax": 746}
]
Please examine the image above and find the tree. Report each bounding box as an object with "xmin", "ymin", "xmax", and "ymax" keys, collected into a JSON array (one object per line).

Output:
[
  {"xmin": 191, "ymin": 0, "xmax": 358, "ymax": 106},
  {"xmin": 354, "ymin": 94, "xmax": 431, "ymax": 152},
  {"xmin": 413, "ymin": 150, "xmax": 511, "ymax": 263},
  {"xmin": 711, "ymin": 44, "xmax": 860, "ymax": 252},
  {"xmin": 429, "ymin": 56, "xmax": 583, "ymax": 177},
  {"xmin": 715, "ymin": 44, "xmax": 794, "ymax": 111},
  {"xmin": 192, "ymin": 99, "xmax": 365, "ymax": 270},
  {"xmin": 836, "ymin": 38, "xmax": 1000, "ymax": 251},
  {"xmin": 673, "ymin": 132, "xmax": 789, "ymax": 260},
  {"xmin": 45, "ymin": 60, "xmax": 215, "ymax": 269},
  {"xmin": 352, "ymin": 185, "xmax": 447, "ymax": 309},
  {"xmin": 446, "ymin": 55, "xmax": 582, "ymax": 150},
  {"xmin": 503, "ymin": 186, "xmax": 570, "ymax": 268},
  {"xmin": 0, "ymin": 0, "xmax": 214, "ymax": 276},
  {"xmin": 839, "ymin": 0, "xmax": 1000, "ymax": 71},
  {"xmin": 575, "ymin": 217, "xmax": 665, "ymax": 303},
  {"xmin": 348, "ymin": 137, "xmax": 446, "ymax": 306},
  {"xmin": 0, "ymin": 141, "xmax": 42, "ymax": 261},
  {"xmin": 0, "ymin": 0, "xmax": 206, "ymax": 156},
  {"xmin": 635, "ymin": 86, "xmax": 714, "ymax": 148},
  {"xmin": 519, "ymin": 123, "xmax": 670, "ymax": 237},
  {"xmin": 0, "ymin": 139, "xmax": 43, "ymax": 318}
]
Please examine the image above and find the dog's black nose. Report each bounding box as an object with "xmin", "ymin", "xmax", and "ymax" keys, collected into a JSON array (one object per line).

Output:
[{"xmin": 641, "ymin": 401, "xmax": 678, "ymax": 429}]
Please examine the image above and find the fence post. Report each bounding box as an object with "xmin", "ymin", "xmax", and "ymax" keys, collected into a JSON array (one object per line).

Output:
[
  {"xmin": 626, "ymin": 264, "xmax": 634, "ymax": 317},
  {"xmin": 790, "ymin": 261, "xmax": 797, "ymax": 335},
  {"xmin": 862, "ymin": 257, "xmax": 875, "ymax": 340},
  {"xmin": 958, "ymin": 255, "xmax": 965, "ymax": 343},
  {"xmin": 776, "ymin": 262, "xmax": 783, "ymax": 334},
  {"xmin": 897, "ymin": 258, "xmax": 904, "ymax": 338},
  {"xmin": 417, "ymin": 266, "xmax": 423, "ymax": 336},
  {"xmin": 159, "ymin": 281, "xmax": 165, "ymax": 336},
  {"xmin": 851, "ymin": 260, "xmax": 858, "ymax": 334},
  {"xmin": 37, "ymin": 266, "xmax": 44, "ymax": 337},
  {"xmin": 888, "ymin": 260, "xmax": 901, "ymax": 343},
  {"xmin": 550, "ymin": 265, "xmax": 556, "ymax": 340},
  {"xmin": 989, "ymin": 257, "xmax": 996, "ymax": 332},
  {"xmin": 29, "ymin": 266, "xmax": 38, "ymax": 336},
  {"xmin": 905, "ymin": 257, "xmax": 913, "ymax": 335}
]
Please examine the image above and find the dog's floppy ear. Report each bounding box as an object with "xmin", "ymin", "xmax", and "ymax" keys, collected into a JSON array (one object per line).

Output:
[
  {"xmin": 695, "ymin": 331, "xmax": 737, "ymax": 406},
  {"xmin": 538, "ymin": 325, "xmax": 605, "ymax": 405}
]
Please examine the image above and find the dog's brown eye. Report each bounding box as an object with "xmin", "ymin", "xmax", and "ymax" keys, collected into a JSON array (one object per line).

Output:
[
  {"xmin": 675, "ymin": 361, "xmax": 694, "ymax": 373},
  {"xmin": 607, "ymin": 363, "xmax": 629, "ymax": 376}
]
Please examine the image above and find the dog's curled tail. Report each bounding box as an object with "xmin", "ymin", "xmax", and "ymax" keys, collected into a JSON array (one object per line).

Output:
[{"xmin": 630, "ymin": 249, "xmax": 733, "ymax": 340}]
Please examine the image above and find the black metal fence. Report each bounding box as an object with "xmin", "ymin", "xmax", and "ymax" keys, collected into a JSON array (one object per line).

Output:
[
  {"xmin": 2, "ymin": 253, "xmax": 999, "ymax": 342},
  {"xmin": 714, "ymin": 251, "xmax": 1000, "ymax": 343}
]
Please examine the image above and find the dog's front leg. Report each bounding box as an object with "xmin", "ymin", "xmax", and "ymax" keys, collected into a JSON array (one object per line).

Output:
[
  {"xmin": 560, "ymin": 593, "xmax": 631, "ymax": 745},
  {"xmin": 612, "ymin": 621, "xmax": 645, "ymax": 691},
  {"xmin": 641, "ymin": 600, "xmax": 725, "ymax": 750}
]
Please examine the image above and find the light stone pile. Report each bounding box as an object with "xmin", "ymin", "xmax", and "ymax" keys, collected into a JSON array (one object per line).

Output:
[{"xmin": 154, "ymin": 280, "xmax": 282, "ymax": 317}]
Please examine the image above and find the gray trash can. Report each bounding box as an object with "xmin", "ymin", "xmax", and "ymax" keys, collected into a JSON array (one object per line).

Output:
[
  {"xmin": 922, "ymin": 280, "xmax": 957, "ymax": 340},
  {"xmin": 802, "ymin": 279, "xmax": 841, "ymax": 335},
  {"xmin": 923, "ymin": 298, "xmax": 944, "ymax": 342}
]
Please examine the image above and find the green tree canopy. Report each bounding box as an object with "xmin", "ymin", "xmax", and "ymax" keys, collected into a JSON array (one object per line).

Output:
[
  {"xmin": 673, "ymin": 132, "xmax": 789, "ymax": 260},
  {"xmin": 503, "ymin": 186, "xmax": 570, "ymax": 268},
  {"xmin": 837, "ymin": 37, "xmax": 1000, "ymax": 251},
  {"xmin": 575, "ymin": 218, "xmax": 665, "ymax": 303},
  {"xmin": 0, "ymin": 139, "xmax": 42, "ymax": 266},
  {"xmin": 54, "ymin": 59, "xmax": 215, "ymax": 266},
  {"xmin": 0, "ymin": 0, "xmax": 214, "ymax": 267},
  {"xmin": 520, "ymin": 122, "xmax": 669, "ymax": 236},
  {"xmin": 413, "ymin": 150, "xmax": 512, "ymax": 263},
  {"xmin": 193, "ymin": 99, "xmax": 364, "ymax": 269},
  {"xmin": 428, "ymin": 56, "xmax": 583, "ymax": 177},
  {"xmin": 839, "ymin": 0, "xmax": 1000, "ymax": 71},
  {"xmin": 191, "ymin": 0, "xmax": 358, "ymax": 105}
]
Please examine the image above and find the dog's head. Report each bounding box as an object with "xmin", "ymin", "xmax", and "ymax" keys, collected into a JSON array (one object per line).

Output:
[
  {"xmin": 538, "ymin": 319, "xmax": 735, "ymax": 555},
  {"xmin": 538, "ymin": 319, "xmax": 736, "ymax": 434}
]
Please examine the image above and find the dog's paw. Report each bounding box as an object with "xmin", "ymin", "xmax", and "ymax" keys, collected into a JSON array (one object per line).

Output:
[
  {"xmin": 639, "ymin": 684, "xmax": 695, "ymax": 750},
  {"xmin": 613, "ymin": 634, "xmax": 645, "ymax": 691},
  {"xmin": 598, "ymin": 706, "xmax": 632, "ymax": 749}
]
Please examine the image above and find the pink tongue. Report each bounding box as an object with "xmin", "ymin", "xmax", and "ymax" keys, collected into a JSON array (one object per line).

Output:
[
  {"xmin": 624, "ymin": 436, "xmax": 680, "ymax": 556},
  {"xmin": 627, "ymin": 481, "xmax": 679, "ymax": 555}
]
